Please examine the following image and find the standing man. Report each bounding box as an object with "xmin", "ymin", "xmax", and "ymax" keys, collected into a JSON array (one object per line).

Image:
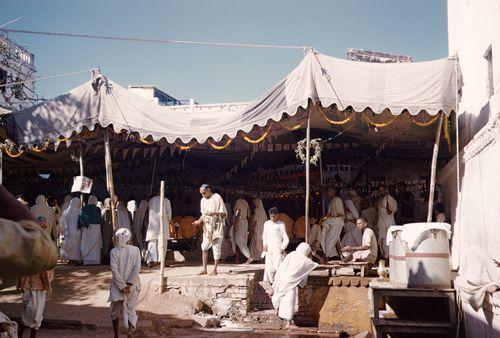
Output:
[
  {"xmin": 145, "ymin": 194, "xmax": 172, "ymax": 267},
  {"xmin": 262, "ymin": 207, "xmax": 289, "ymax": 285},
  {"xmin": 109, "ymin": 228, "xmax": 141, "ymax": 338},
  {"xmin": 193, "ymin": 184, "xmax": 227, "ymax": 276},
  {"xmin": 323, "ymin": 187, "xmax": 345, "ymax": 259},
  {"xmin": 233, "ymin": 197, "xmax": 254, "ymax": 264},
  {"xmin": 341, "ymin": 217, "xmax": 378, "ymax": 265},
  {"xmin": 377, "ymin": 185, "xmax": 398, "ymax": 260}
]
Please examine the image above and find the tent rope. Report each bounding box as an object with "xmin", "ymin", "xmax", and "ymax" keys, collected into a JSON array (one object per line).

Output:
[{"xmin": 0, "ymin": 69, "xmax": 95, "ymax": 89}]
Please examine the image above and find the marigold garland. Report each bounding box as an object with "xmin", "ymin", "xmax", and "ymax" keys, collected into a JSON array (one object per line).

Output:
[
  {"xmin": 31, "ymin": 144, "xmax": 48, "ymax": 153},
  {"xmin": 410, "ymin": 113, "xmax": 440, "ymax": 127},
  {"xmin": 139, "ymin": 137, "xmax": 155, "ymax": 145},
  {"xmin": 208, "ymin": 137, "xmax": 233, "ymax": 150},
  {"xmin": 174, "ymin": 141, "xmax": 195, "ymax": 150},
  {"xmin": 363, "ymin": 113, "xmax": 398, "ymax": 128},
  {"xmin": 243, "ymin": 124, "xmax": 272, "ymax": 144},
  {"xmin": 318, "ymin": 105, "xmax": 354, "ymax": 125},
  {"xmin": 2, "ymin": 144, "xmax": 25, "ymax": 158},
  {"xmin": 279, "ymin": 120, "xmax": 303, "ymax": 131},
  {"xmin": 443, "ymin": 113, "xmax": 451, "ymax": 152}
]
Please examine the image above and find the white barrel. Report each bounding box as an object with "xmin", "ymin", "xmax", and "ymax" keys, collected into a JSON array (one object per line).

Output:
[
  {"xmin": 387, "ymin": 226, "xmax": 407, "ymax": 286},
  {"xmin": 402, "ymin": 222, "xmax": 452, "ymax": 289}
]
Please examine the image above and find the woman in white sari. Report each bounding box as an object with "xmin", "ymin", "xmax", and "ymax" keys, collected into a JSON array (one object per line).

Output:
[
  {"xmin": 31, "ymin": 195, "xmax": 56, "ymax": 241},
  {"xmin": 340, "ymin": 199, "xmax": 362, "ymax": 248},
  {"xmin": 60, "ymin": 197, "xmax": 82, "ymax": 264},
  {"xmin": 79, "ymin": 195, "xmax": 102, "ymax": 265},
  {"xmin": 271, "ymin": 243, "xmax": 318, "ymax": 328},
  {"xmin": 250, "ymin": 198, "xmax": 266, "ymax": 260},
  {"xmin": 116, "ymin": 200, "xmax": 132, "ymax": 231}
]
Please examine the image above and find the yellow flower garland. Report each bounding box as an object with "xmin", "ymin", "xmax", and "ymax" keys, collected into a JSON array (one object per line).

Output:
[
  {"xmin": 2, "ymin": 144, "xmax": 25, "ymax": 158},
  {"xmin": 443, "ymin": 113, "xmax": 451, "ymax": 152},
  {"xmin": 363, "ymin": 113, "xmax": 398, "ymax": 128},
  {"xmin": 31, "ymin": 143, "xmax": 49, "ymax": 153},
  {"xmin": 243, "ymin": 123, "xmax": 272, "ymax": 144},
  {"xmin": 410, "ymin": 113, "xmax": 440, "ymax": 127},
  {"xmin": 318, "ymin": 105, "xmax": 354, "ymax": 125},
  {"xmin": 279, "ymin": 120, "xmax": 303, "ymax": 131},
  {"xmin": 139, "ymin": 137, "xmax": 155, "ymax": 145},
  {"xmin": 208, "ymin": 138, "xmax": 233, "ymax": 150},
  {"xmin": 174, "ymin": 141, "xmax": 195, "ymax": 151}
]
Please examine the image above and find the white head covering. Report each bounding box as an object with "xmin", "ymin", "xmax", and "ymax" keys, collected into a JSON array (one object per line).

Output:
[
  {"xmin": 345, "ymin": 199, "xmax": 360, "ymax": 219},
  {"xmin": 127, "ymin": 200, "xmax": 137, "ymax": 213},
  {"xmin": 88, "ymin": 195, "xmax": 98, "ymax": 206},
  {"xmin": 252, "ymin": 198, "xmax": 267, "ymax": 225},
  {"xmin": 30, "ymin": 195, "xmax": 55, "ymax": 235},
  {"xmin": 115, "ymin": 228, "xmax": 131, "ymax": 248}
]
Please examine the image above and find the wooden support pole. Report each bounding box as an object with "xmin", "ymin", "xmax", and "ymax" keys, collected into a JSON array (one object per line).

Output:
[
  {"xmin": 104, "ymin": 130, "xmax": 117, "ymax": 231},
  {"xmin": 79, "ymin": 142, "xmax": 85, "ymax": 207},
  {"xmin": 158, "ymin": 180, "xmax": 166, "ymax": 294},
  {"xmin": 319, "ymin": 153, "xmax": 324, "ymax": 216},
  {"xmin": 0, "ymin": 147, "xmax": 3, "ymax": 186},
  {"xmin": 427, "ymin": 113, "xmax": 444, "ymax": 222},
  {"xmin": 305, "ymin": 107, "xmax": 311, "ymax": 241}
]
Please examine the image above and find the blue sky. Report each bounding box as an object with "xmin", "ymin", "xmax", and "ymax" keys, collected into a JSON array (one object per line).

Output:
[{"xmin": 2, "ymin": 0, "xmax": 448, "ymax": 103}]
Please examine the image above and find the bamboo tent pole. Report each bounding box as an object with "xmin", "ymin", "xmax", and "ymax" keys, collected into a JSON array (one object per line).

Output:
[
  {"xmin": 148, "ymin": 157, "xmax": 157, "ymax": 198},
  {"xmin": 427, "ymin": 113, "xmax": 444, "ymax": 222},
  {"xmin": 158, "ymin": 180, "xmax": 166, "ymax": 294},
  {"xmin": 305, "ymin": 105, "xmax": 311, "ymax": 241},
  {"xmin": 319, "ymin": 153, "xmax": 324, "ymax": 216},
  {"xmin": 0, "ymin": 147, "xmax": 3, "ymax": 186},
  {"xmin": 104, "ymin": 129, "xmax": 118, "ymax": 231},
  {"xmin": 79, "ymin": 142, "xmax": 85, "ymax": 207}
]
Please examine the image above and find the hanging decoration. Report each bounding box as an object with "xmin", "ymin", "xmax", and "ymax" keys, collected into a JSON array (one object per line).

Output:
[
  {"xmin": 31, "ymin": 143, "xmax": 49, "ymax": 153},
  {"xmin": 443, "ymin": 113, "xmax": 451, "ymax": 152},
  {"xmin": 243, "ymin": 123, "xmax": 272, "ymax": 144},
  {"xmin": 410, "ymin": 113, "xmax": 440, "ymax": 127},
  {"xmin": 279, "ymin": 120, "xmax": 303, "ymax": 131},
  {"xmin": 174, "ymin": 141, "xmax": 195, "ymax": 151},
  {"xmin": 2, "ymin": 142, "xmax": 24, "ymax": 158},
  {"xmin": 139, "ymin": 137, "xmax": 155, "ymax": 145},
  {"xmin": 318, "ymin": 105, "xmax": 355, "ymax": 125},
  {"xmin": 363, "ymin": 112, "xmax": 398, "ymax": 128},
  {"xmin": 207, "ymin": 137, "xmax": 233, "ymax": 150},
  {"xmin": 295, "ymin": 138, "xmax": 322, "ymax": 166}
]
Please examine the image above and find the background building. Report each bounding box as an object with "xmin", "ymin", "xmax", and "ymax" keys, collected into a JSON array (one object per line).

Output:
[
  {"xmin": 0, "ymin": 34, "xmax": 36, "ymax": 111},
  {"xmin": 346, "ymin": 48, "xmax": 413, "ymax": 63},
  {"xmin": 128, "ymin": 85, "xmax": 188, "ymax": 106}
]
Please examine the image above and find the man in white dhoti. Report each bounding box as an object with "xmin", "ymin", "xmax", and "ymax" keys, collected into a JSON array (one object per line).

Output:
[
  {"xmin": 30, "ymin": 195, "xmax": 56, "ymax": 243},
  {"xmin": 271, "ymin": 243, "xmax": 318, "ymax": 328},
  {"xmin": 79, "ymin": 195, "xmax": 102, "ymax": 265},
  {"xmin": 377, "ymin": 185, "xmax": 398, "ymax": 260},
  {"xmin": 193, "ymin": 184, "xmax": 227, "ymax": 276},
  {"xmin": 109, "ymin": 228, "xmax": 141, "ymax": 338},
  {"xmin": 341, "ymin": 217, "xmax": 378, "ymax": 265},
  {"xmin": 60, "ymin": 197, "xmax": 82, "ymax": 265},
  {"xmin": 233, "ymin": 198, "xmax": 254, "ymax": 264},
  {"xmin": 145, "ymin": 195, "xmax": 172, "ymax": 267},
  {"xmin": 323, "ymin": 188, "xmax": 345, "ymax": 258},
  {"xmin": 262, "ymin": 207, "xmax": 289, "ymax": 284},
  {"xmin": 250, "ymin": 198, "xmax": 266, "ymax": 260},
  {"xmin": 340, "ymin": 199, "xmax": 362, "ymax": 248}
]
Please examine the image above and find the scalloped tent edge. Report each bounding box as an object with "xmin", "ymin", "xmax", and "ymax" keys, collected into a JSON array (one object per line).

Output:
[{"xmin": 1, "ymin": 50, "xmax": 461, "ymax": 147}]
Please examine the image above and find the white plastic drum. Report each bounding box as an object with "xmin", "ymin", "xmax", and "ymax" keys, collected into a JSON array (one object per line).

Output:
[
  {"xmin": 387, "ymin": 226, "xmax": 407, "ymax": 286},
  {"xmin": 402, "ymin": 222, "xmax": 452, "ymax": 289}
]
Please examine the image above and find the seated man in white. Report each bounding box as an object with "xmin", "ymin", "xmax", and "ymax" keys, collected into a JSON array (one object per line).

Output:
[{"xmin": 341, "ymin": 217, "xmax": 378, "ymax": 265}]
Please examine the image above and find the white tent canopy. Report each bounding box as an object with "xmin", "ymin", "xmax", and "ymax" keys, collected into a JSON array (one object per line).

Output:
[{"xmin": 2, "ymin": 50, "xmax": 459, "ymax": 146}]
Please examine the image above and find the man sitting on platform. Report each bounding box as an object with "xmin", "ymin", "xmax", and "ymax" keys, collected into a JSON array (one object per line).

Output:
[{"xmin": 341, "ymin": 217, "xmax": 378, "ymax": 265}]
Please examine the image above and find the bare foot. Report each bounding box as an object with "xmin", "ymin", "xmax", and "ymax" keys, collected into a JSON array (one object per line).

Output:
[
  {"xmin": 209, "ymin": 270, "xmax": 218, "ymax": 276},
  {"xmin": 245, "ymin": 257, "xmax": 254, "ymax": 264},
  {"xmin": 197, "ymin": 271, "xmax": 208, "ymax": 276}
]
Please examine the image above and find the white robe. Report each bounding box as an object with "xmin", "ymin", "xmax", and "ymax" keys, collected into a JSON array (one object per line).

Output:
[
  {"xmin": 116, "ymin": 202, "xmax": 132, "ymax": 231},
  {"xmin": 60, "ymin": 198, "xmax": 82, "ymax": 261},
  {"xmin": 132, "ymin": 200, "xmax": 148, "ymax": 252},
  {"xmin": 21, "ymin": 289, "xmax": 46, "ymax": 329},
  {"xmin": 262, "ymin": 220, "xmax": 289, "ymax": 283},
  {"xmin": 324, "ymin": 197, "xmax": 345, "ymax": 257},
  {"xmin": 145, "ymin": 196, "xmax": 172, "ymax": 263},
  {"xmin": 250, "ymin": 198, "xmax": 267, "ymax": 260},
  {"xmin": 272, "ymin": 243, "xmax": 318, "ymax": 321},
  {"xmin": 307, "ymin": 223, "xmax": 323, "ymax": 248},
  {"xmin": 377, "ymin": 194, "xmax": 398, "ymax": 259},
  {"xmin": 200, "ymin": 193, "xmax": 227, "ymax": 243},
  {"xmin": 109, "ymin": 244, "xmax": 141, "ymax": 329},
  {"xmin": 80, "ymin": 196, "xmax": 102, "ymax": 265},
  {"xmin": 233, "ymin": 198, "xmax": 251, "ymax": 259},
  {"xmin": 31, "ymin": 195, "xmax": 56, "ymax": 240},
  {"xmin": 341, "ymin": 199, "xmax": 362, "ymax": 247}
]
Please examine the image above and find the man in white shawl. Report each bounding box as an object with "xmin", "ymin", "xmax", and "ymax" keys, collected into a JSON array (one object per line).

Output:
[
  {"xmin": 30, "ymin": 195, "xmax": 56, "ymax": 242},
  {"xmin": 271, "ymin": 243, "xmax": 318, "ymax": 328},
  {"xmin": 109, "ymin": 228, "xmax": 141, "ymax": 338},
  {"xmin": 145, "ymin": 195, "xmax": 172, "ymax": 267},
  {"xmin": 132, "ymin": 200, "xmax": 148, "ymax": 254},
  {"xmin": 233, "ymin": 198, "xmax": 254, "ymax": 264},
  {"xmin": 377, "ymin": 185, "xmax": 398, "ymax": 260},
  {"xmin": 250, "ymin": 198, "xmax": 266, "ymax": 260},
  {"xmin": 340, "ymin": 199, "xmax": 362, "ymax": 248},
  {"xmin": 79, "ymin": 195, "xmax": 102, "ymax": 266},
  {"xmin": 193, "ymin": 184, "xmax": 227, "ymax": 276},
  {"xmin": 323, "ymin": 188, "xmax": 345, "ymax": 258},
  {"xmin": 262, "ymin": 207, "xmax": 289, "ymax": 284},
  {"xmin": 60, "ymin": 197, "xmax": 82, "ymax": 264}
]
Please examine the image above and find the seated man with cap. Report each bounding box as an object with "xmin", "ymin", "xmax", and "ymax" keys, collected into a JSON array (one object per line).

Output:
[{"xmin": 341, "ymin": 217, "xmax": 378, "ymax": 265}]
